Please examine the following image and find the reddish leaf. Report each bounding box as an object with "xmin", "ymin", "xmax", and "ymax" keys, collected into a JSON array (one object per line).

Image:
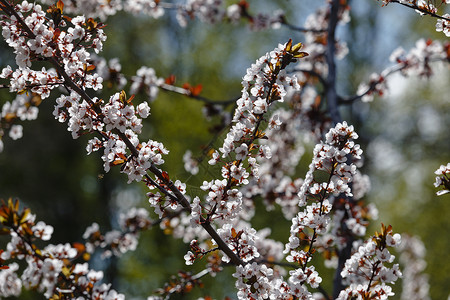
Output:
[
  {"xmin": 52, "ymin": 28, "xmax": 61, "ymax": 42},
  {"xmin": 127, "ymin": 94, "xmax": 135, "ymax": 105},
  {"xmin": 85, "ymin": 64, "xmax": 96, "ymax": 72},
  {"xmin": 162, "ymin": 171, "xmax": 170, "ymax": 181},
  {"xmin": 112, "ymin": 159, "xmax": 125, "ymax": 166},
  {"xmin": 72, "ymin": 242, "xmax": 86, "ymax": 253},
  {"xmin": 190, "ymin": 84, "xmax": 202, "ymax": 96},
  {"xmin": 3, "ymin": 112, "xmax": 16, "ymax": 123},
  {"xmin": 31, "ymin": 93, "xmax": 43, "ymax": 106},
  {"xmin": 165, "ymin": 74, "xmax": 176, "ymax": 85},
  {"xmin": 56, "ymin": 0, "xmax": 64, "ymax": 12},
  {"xmin": 238, "ymin": 0, "xmax": 249, "ymax": 10},
  {"xmin": 86, "ymin": 18, "xmax": 98, "ymax": 31}
]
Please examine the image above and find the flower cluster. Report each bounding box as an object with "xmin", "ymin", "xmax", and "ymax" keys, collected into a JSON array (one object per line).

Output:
[
  {"xmin": 398, "ymin": 235, "xmax": 430, "ymax": 300},
  {"xmin": 337, "ymin": 224, "xmax": 402, "ymax": 300},
  {"xmin": 1, "ymin": 1, "xmax": 106, "ymax": 92},
  {"xmin": 93, "ymin": 56, "xmax": 128, "ymax": 90},
  {"xmin": 123, "ymin": 0, "xmax": 164, "ymax": 19},
  {"xmin": 83, "ymin": 207, "xmax": 152, "ymax": 258},
  {"xmin": 390, "ymin": 39, "xmax": 449, "ymax": 77},
  {"xmin": 129, "ymin": 66, "xmax": 164, "ymax": 102},
  {"xmin": 53, "ymin": 89, "xmax": 166, "ymax": 184},
  {"xmin": 436, "ymin": 13, "xmax": 450, "ymax": 37},
  {"xmin": 0, "ymin": 198, "xmax": 124, "ymax": 299},
  {"xmin": 233, "ymin": 262, "xmax": 274, "ymax": 299},
  {"xmin": 0, "ymin": 1, "xmax": 108, "ymax": 154},
  {"xmin": 0, "ymin": 93, "xmax": 41, "ymax": 151},
  {"xmin": 0, "ymin": 262, "xmax": 21, "ymax": 297},
  {"xmin": 216, "ymin": 224, "xmax": 259, "ymax": 263},
  {"xmin": 299, "ymin": 4, "xmax": 350, "ymax": 75},
  {"xmin": 379, "ymin": 1, "xmax": 450, "ymax": 37},
  {"xmin": 232, "ymin": 260, "xmax": 322, "ymax": 299},
  {"xmin": 272, "ymin": 122, "xmax": 361, "ymax": 297},
  {"xmin": 147, "ymin": 178, "xmax": 189, "ymax": 220},
  {"xmin": 298, "ymin": 121, "xmax": 361, "ymax": 205},
  {"xmin": 230, "ymin": 41, "xmax": 303, "ymax": 126},
  {"xmin": 433, "ymin": 163, "xmax": 450, "ymax": 196},
  {"xmin": 356, "ymin": 38, "xmax": 449, "ymax": 102},
  {"xmin": 183, "ymin": 150, "xmax": 200, "ymax": 175},
  {"xmin": 226, "ymin": 2, "xmax": 284, "ymax": 31},
  {"xmin": 356, "ymin": 72, "xmax": 387, "ymax": 103},
  {"xmin": 176, "ymin": 0, "xmax": 224, "ymax": 27}
]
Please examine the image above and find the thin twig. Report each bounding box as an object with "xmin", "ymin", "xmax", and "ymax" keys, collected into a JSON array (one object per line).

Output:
[
  {"xmin": 159, "ymin": 83, "xmax": 238, "ymax": 106},
  {"xmin": 339, "ymin": 55, "xmax": 446, "ymax": 105},
  {"xmin": 387, "ymin": 0, "xmax": 450, "ymax": 21},
  {"xmin": 293, "ymin": 67, "xmax": 328, "ymax": 88}
]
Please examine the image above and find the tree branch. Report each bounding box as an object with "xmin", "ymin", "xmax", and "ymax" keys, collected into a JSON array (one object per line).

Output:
[
  {"xmin": 0, "ymin": 0, "xmax": 243, "ymax": 267},
  {"xmin": 325, "ymin": 0, "xmax": 342, "ymax": 125},
  {"xmin": 159, "ymin": 83, "xmax": 238, "ymax": 106},
  {"xmin": 387, "ymin": 0, "xmax": 450, "ymax": 21}
]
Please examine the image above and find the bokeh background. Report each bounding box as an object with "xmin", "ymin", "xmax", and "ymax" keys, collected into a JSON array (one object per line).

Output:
[{"xmin": 0, "ymin": 0, "xmax": 449, "ymax": 299}]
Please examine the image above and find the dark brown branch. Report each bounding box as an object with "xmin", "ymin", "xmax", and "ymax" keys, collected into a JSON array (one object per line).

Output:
[
  {"xmin": 387, "ymin": 0, "xmax": 450, "ymax": 21},
  {"xmin": 325, "ymin": 0, "xmax": 342, "ymax": 125},
  {"xmin": 159, "ymin": 83, "xmax": 239, "ymax": 106}
]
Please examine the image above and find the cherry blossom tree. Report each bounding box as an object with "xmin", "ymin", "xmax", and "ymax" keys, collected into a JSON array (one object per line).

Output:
[{"xmin": 0, "ymin": 0, "xmax": 449, "ymax": 299}]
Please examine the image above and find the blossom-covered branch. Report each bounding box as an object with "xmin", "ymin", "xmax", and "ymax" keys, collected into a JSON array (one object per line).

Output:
[
  {"xmin": 0, "ymin": 198, "xmax": 125, "ymax": 299},
  {"xmin": 337, "ymin": 224, "xmax": 402, "ymax": 299},
  {"xmin": 378, "ymin": 0, "xmax": 450, "ymax": 36},
  {"xmin": 0, "ymin": 0, "xmax": 244, "ymax": 267},
  {"xmin": 351, "ymin": 38, "xmax": 450, "ymax": 103},
  {"xmin": 434, "ymin": 163, "xmax": 450, "ymax": 196}
]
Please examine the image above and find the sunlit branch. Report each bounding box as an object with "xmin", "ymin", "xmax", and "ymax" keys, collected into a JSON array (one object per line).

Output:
[
  {"xmin": 339, "ymin": 55, "xmax": 446, "ymax": 105},
  {"xmin": 387, "ymin": 0, "xmax": 450, "ymax": 21},
  {"xmin": 159, "ymin": 82, "xmax": 239, "ymax": 106},
  {"xmin": 338, "ymin": 64, "xmax": 404, "ymax": 105}
]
